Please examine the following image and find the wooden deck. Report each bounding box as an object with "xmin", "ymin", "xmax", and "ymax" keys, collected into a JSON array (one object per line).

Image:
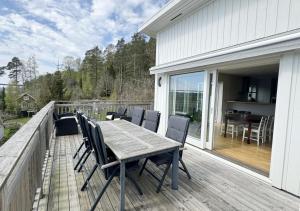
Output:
[{"xmin": 38, "ymin": 134, "xmax": 300, "ymax": 211}]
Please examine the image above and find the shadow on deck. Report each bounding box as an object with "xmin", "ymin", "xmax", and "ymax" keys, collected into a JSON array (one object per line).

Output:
[{"xmin": 38, "ymin": 134, "xmax": 299, "ymax": 211}]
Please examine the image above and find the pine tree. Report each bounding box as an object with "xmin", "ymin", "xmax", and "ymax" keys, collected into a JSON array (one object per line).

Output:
[{"xmin": 7, "ymin": 57, "xmax": 23, "ymax": 84}]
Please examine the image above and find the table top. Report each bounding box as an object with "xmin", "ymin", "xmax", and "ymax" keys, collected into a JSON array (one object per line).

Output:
[
  {"xmin": 98, "ymin": 120, "xmax": 181, "ymax": 161},
  {"xmin": 225, "ymin": 113, "xmax": 262, "ymax": 123}
]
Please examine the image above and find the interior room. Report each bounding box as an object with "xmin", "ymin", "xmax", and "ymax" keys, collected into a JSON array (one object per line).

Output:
[{"xmin": 212, "ymin": 64, "xmax": 279, "ymax": 176}]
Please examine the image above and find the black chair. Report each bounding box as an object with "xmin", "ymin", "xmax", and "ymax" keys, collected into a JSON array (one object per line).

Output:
[
  {"xmin": 143, "ymin": 110, "xmax": 161, "ymax": 132},
  {"xmin": 75, "ymin": 114, "xmax": 96, "ymax": 172},
  {"xmin": 139, "ymin": 115, "xmax": 191, "ymax": 193},
  {"xmin": 106, "ymin": 107, "xmax": 127, "ymax": 120},
  {"xmin": 129, "ymin": 107, "xmax": 145, "ymax": 126},
  {"xmin": 53, "ymin": 112, "xmax": 78, "ymax": 136},
  {"xmin": 81, "ymin": 121, "xmax": 143, "ymax": 211},
  {"xmin": 73, "ymin": 114, "xmax": 93, "ymax": 172},
  {"xmin": 73, "ymin": 112, "xmax": 86, "ymax": 159}
]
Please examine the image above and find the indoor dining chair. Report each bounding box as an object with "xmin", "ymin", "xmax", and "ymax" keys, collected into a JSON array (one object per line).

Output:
[
  {"xmin": 242, "ymin": 116, "xmax": 267, "ymax": 145},
  {"xmin": 139, "ymin": 115, "xmax": 191, "ymax": 193}
]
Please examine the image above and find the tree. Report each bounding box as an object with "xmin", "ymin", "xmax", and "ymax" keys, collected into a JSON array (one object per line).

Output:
[
  {"xmin": 5, "ymin": 82, "xmax": 20, "ymax": 113},
  {"xmin": 50, "ymin": 71, "xmax": 65, "ymax": 100},
  {"xmin": 26, "ymin": 55, "xmax": 38, "ymax": 81},
  {"xmin": 6, "ymin": 57, "xmax": 23, "ymax": 84},
  {"xmin": 0, "ymin": 66, "xmax": 5, "ymax": 76}
]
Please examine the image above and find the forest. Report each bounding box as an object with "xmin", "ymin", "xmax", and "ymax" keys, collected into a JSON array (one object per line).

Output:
[{"xmin": 0, "ymin": 33, "xmax": 156, "ymax": 112}]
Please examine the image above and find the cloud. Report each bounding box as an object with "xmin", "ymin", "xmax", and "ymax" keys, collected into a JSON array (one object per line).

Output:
[{"xmin": 0, "ymin": 0, "xmax": 166, "ymax": 83}]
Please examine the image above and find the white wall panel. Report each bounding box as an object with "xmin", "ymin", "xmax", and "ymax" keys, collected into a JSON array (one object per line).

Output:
[
  {"xmin": 270, "ymin": 53, "xmax": 300, "ymax": 197},
  {"xmin": 255, "ymin": 0, "xmax": 268, "ymax": 39},
  {"xmin": 156, "ymin": 0, "xmax": 300, "ymax": 65},
  {"xmin": 276, "ymin": 0, "xmax": 291, "ymax": 33},
  {"xmin": 246, "ymin": 0, "xmax": 257, "ymax": 41}
]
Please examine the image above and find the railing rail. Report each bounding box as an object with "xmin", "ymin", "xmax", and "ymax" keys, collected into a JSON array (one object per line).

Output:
[
  {"xmin": 55, "ymin": 100, "xmax": 154, "ymax": 120},
  {"xmin": 0, "ymin": 101, "xmax": 55, "ymax": 211}
]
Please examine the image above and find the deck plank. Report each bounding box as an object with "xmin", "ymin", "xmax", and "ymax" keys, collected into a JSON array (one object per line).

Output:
[
  {"xmin": 65, "ymin": 135, "xmax": 81, "ymax": 211},
  {"xmin": 40, "ymin": 134, "xmax": 300, "ymax": 211},
  {"xmin": 71, "ymin": 135, "xmax": 92, "ymax": 211}
]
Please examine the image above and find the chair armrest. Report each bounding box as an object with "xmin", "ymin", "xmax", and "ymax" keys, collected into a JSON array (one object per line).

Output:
[
  {"xmin": 179, "ymin": 147, "xmax": 187, "ymax": 151},
  {"xmin": 106, "ymin": 111, "xmax": 116, "ymax": 115},
  {"xmin": 101, "ymin": 161, "xmax": 120, "ymax": 170}
]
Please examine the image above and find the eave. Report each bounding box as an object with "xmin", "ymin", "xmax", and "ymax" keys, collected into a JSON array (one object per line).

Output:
[{"xmin": 138, "ymin": 0, "xmax": 209, "ymax": 37}]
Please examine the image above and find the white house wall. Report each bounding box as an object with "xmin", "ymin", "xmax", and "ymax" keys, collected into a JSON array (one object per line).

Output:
[
  {"xmin": 156, "ymin": 0, "xmax": 300, "ymax": 65},
  {"xmin": 154, "ymin": 73, "xmax": 168, "ymax": 135},
  {"xmin": 270, "ymin": 52, "xmax": 300, "ymax": 197}
]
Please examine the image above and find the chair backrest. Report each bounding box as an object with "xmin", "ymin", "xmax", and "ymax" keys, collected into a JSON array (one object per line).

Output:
[
  {"xmin": 88, "ymin": 121, "xmax": 101, "ymax": 165},
  {"xmin": 77, "ymin": 112, "xmax": 86, "ymax": 137},
  {"xmin": 166, "ymin": 115, "xmax": 190, "ymax": 146},
  {"xmin": 117, "ymin": 107, "xmax": 127, "ymax": 116},
  {"xmin": 258, "ymin": 116, "xmax": 266, "ymax": 131},
  {"xmin": 53, "ymin": 112, "xmax": 59, "ymax": 121},
  {"xmin": 143, "ymin": 110, "xmax": 161, "ymax": 132},
  {"xmin": 131, "ymin": 107, "xmax": 145, "ymax": 126},
  {"xmin": 82, "ymin": 115, "xmax": 92, "ymax": 148},
  {"xmin": 90, "ymin": 122, "xmax": 111, "ymax": 179}
]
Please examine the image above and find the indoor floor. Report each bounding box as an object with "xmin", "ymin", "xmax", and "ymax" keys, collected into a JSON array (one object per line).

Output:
[{"xmin": 213, "ymin": 134, "xmax": 272, "ymax": 176}]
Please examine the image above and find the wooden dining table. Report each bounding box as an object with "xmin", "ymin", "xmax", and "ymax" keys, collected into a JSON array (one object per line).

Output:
[
  {"xmin": 97, "ymin": 120, "xmax": 182, "ymax": 211},
  {"xmin": 224, "ymin": 113, "xmax": 262, "ymax": 144}
]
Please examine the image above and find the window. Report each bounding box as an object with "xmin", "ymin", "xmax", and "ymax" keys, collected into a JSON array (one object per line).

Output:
[
  {"xmin": 169, "ymin": 72, "xmax": 205, "ymax": 139},
  {"xmin": 248, "ymin": 84, "xmax": 257, "ymax": 102}
]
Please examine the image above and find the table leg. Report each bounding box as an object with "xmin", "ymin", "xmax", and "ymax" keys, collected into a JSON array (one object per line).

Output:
[
  {"xmin": 119, "ymin": 161, "xmax": 125, "ymax": 211},
  {"xmin": 171, "ymin": 147, "xmax": 179, "ymax": 190},
  {"xmin": 224, "ymin": 117, "xmax": 228, "ymax": 138},
  {"xmin": 247, "ymin": 122, "xmax": 252, "ymax": 144}
]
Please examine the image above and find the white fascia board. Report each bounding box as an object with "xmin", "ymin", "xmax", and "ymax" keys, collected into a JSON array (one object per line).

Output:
[
  {"xmin": 139, "ymin": 0, "xmax": 208, "ymax": 37},
  {"xmin": 149, "ymin": 32, "xmax": 300, "ymax": 74},
  {"xmin": 138, "ymin": 0, "xmax": 182, "ymax": 37}
]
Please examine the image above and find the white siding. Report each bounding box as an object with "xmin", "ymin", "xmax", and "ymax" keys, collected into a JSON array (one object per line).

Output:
[
  {"xmin": 157, "ymin": 0, "xmax": 300, "ymax": 65},
  {"xmin": 154, "ymin": 73, "xmax": 168, "ymax": 135},
  {"xmin": 270, "ymin": 52, "xmax": 300, "ymax": 197}
]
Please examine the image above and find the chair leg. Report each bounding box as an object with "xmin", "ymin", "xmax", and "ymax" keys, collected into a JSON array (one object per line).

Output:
[
  {"xmin": 89, "ymin": 167, "xmax": 119, "ymax": 211},
  {"xmin": 180, "ymin": 159, "xmax": 191, "ymax": 179},
  {"xmin": 74, "ymin": 148, "xmax": 89, "ymax": 170},
  {"xmin": 81, "ymin": 164, "xmax": 98, "ymax": 191},
  {"xmin": 126, "ymin": 171, "xmax": 143, "ymax": 195},
  {"xmin": 242, "ymin": 129, "xmax": 246, "ymax": 142},
  {"xmin": 77, "ymin": 150, "xmax": 92, "ymax": 172},
  {"xmin": 156, "ymin": 162, "xmax": 171, "ymax": 193},
  {"xmin": 73, "ymin": 141, "xmax": 85, "ymax": 159},
  {"xmin": 139, "ymin": 158, "xmax": 148, "ymax": 176}
]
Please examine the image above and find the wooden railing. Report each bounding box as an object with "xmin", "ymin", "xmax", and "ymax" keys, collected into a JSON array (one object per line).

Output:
[
  {"xmin": 0, "ymin": 101, "xmax": 54, "ymax": 211},
  {"xmin": 0, "ymin": 100, "xmax": 153, "ymax": 210},
  {"xmin": 55, "ymin": 100, "xmax": 154, "ymax": 120}
]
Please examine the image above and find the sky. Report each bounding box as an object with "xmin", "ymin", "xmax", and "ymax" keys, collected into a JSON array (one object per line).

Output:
[{"xmin": 0, "ymin": 0, "xmax": 167, "ymax": 83}]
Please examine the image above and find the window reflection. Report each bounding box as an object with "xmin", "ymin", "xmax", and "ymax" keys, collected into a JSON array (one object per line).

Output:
[{"xmin": 169, "ymin": 72, "xmax": 204, "ymax": 139}]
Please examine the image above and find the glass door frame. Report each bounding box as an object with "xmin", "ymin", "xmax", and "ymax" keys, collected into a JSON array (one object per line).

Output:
[
  {"xmin": 166, "ymin": 69, "xmax": 218, "ymax": 149},
  {"xmin": 205, "ymin": 69, "xmax": 218, "ymax": 150}
]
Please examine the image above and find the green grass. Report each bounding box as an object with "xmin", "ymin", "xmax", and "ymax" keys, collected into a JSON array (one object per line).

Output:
[
  {"xmin": 5, "ymin": 117, "xmax": 31, "ymax": 125},
  {"xmin": 1, "ymin": 117, "xmax": 31, "ymax": 146}
]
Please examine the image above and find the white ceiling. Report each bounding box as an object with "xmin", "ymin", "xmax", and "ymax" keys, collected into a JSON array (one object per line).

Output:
[{"xmin": 219, "ymin": 64, "xmax": 279, "ymax": 76}]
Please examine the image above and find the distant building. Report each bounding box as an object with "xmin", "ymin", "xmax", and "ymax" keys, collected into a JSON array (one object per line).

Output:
[{"xmin": 17, "ymin": 93, "xmax": 37, "ymax": 116}]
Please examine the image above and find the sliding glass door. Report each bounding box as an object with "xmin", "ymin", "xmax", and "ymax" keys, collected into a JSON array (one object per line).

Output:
[{"xmin": 169, "ymin": 72, "xmax": 205, "ymax": 140}]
